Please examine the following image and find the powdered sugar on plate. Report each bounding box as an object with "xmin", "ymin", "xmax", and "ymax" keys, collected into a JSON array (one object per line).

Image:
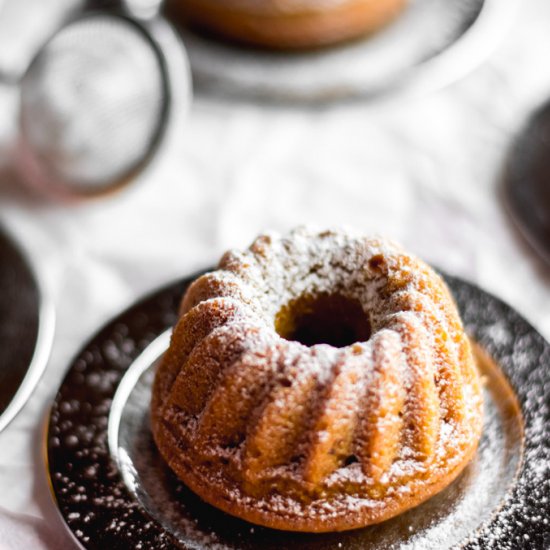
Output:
[{"xmin": 47, "ymin": 272, "xmax": 549, "ymax": 549}]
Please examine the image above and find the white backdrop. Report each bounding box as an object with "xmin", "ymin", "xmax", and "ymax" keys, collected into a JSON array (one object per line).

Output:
[{"xmin": 0, "ymin": 0, "xmax": 549, "ymax": 547}]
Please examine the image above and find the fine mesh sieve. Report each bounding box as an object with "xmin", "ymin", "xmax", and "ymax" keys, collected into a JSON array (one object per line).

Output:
[{"xmin": 13, "ymin": 2, "xmax": 191, "ymax": 199}]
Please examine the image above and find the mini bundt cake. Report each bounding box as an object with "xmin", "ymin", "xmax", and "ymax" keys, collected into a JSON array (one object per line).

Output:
[
  {"xmin": 167, "ymin": 0, "xmax": 408, "ymax": 50},
  {"xmin": 151, "ymin": 227, "xmax": 483, "ymax": 532}
]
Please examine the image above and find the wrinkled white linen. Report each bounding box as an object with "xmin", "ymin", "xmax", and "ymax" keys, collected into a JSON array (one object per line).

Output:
[{"xmin": 0, "ymin": 0, "xmax": 550, "ymax": 548}]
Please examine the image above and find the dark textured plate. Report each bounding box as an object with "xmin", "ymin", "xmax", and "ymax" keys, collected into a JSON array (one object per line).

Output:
[
  {"xmin": 504, "ymin": 98, "xmax": 550, "ymax": 264},
  {"xmin": 46, "ymin": 272, "xmax": 550, "ymax": 549},
  {"xmin": 0, "ymin": 225, "xmax": 55, "ymax": 432}
]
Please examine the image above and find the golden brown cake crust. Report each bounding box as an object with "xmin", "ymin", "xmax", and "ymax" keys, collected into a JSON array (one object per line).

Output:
[
  {"xmin": 151, "ymin": 227, "xmax": 483, "ymax": 532},
  {"xmin": 168, "ymin": 0, "xmax": 408, "ymax": 50}
]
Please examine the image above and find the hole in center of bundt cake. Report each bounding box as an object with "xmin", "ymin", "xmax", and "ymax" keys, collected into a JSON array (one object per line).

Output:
[{"xmin": 275, "ymin": 293, "xmax": 371, "ymax": 348}]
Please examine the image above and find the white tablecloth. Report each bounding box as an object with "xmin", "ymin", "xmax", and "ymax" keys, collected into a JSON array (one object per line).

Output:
[{"xmin": 1, "ymin": 0, "xmax": 550, "ymax": 548}]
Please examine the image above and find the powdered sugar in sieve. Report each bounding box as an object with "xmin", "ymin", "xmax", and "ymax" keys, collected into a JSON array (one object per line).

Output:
[{"xmin": 18, "ymin": 13, "xmax": 166, "ymax": 197}]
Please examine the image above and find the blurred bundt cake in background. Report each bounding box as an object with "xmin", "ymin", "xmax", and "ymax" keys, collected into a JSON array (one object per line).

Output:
[{"xmin": 167, "ymin": 0, "xmax": 408, "ymax": 50}]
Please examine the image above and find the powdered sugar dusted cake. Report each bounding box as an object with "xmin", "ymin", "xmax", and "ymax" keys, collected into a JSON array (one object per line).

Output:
[{"xmin": 151, "ymin": 227, "xmax": 483, "ymax": 532}]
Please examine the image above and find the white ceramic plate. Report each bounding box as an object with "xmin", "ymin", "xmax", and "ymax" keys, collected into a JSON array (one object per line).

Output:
[{"xmin": 177, "ymin": 0, "xmax": 519, "ymax": 102}]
